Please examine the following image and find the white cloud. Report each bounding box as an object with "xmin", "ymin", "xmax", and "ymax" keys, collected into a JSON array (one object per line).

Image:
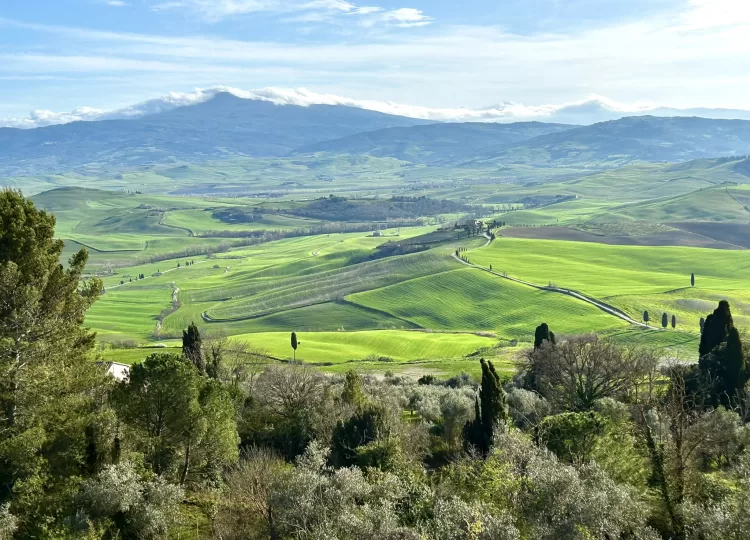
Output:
[
  {"xmin": 3, "ymin": 86, "xmax": 744, "ymax": 129},
  {"xmin": 149, "ymin": 0, "xmax": 430, "ymax": 26},
  {"xmin": 104, "ymin": 0, "xmax": 129, "ymax": 6},
  {"xmin": 2, "ymin": 0, "xmax": 750, "ymax": 115},
  {"xmin": 679, "ymin": 0, "xmax": 750, "ymax": 30}
]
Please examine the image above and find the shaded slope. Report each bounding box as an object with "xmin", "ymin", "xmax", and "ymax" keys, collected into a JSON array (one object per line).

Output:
[
  {"xmin": 0, "ymin": 92, "xmax": 430, "ymax": 175},
  {"xmin": 294, "ymin": 121, "xmax": 574, "ymax": 164}
]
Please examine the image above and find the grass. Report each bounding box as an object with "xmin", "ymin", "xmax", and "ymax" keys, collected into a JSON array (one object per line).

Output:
[
  {"xmin": 229, "ymin": 330, "xmax": 497, "ymax": 364},
  {"xmin": 349, "ymin": 268, "xmax": 627, "ymax": 340},
  {"xmin": 468, "ymin": 237, "xmax": 750, "ymax": 359},
  {"xmin": 85, "ymin": 287, "xmax": 173, "ymax": 341},
  {"xmin": 469, "ymin": 237, "xmax": 750, "ymax": 297}
]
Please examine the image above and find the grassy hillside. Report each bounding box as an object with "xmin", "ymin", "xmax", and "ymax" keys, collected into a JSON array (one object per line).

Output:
[
  {"xmin": 349, "ymin": 268, "xmax": 627, "ymax": 339},
  {"xmin": 468, "ymin": 237, "xmax": 750, "ymax": 346}
]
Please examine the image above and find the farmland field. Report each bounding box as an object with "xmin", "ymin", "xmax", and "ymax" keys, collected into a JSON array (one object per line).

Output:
[
  {"xmin": 21, "ymin": 154, "xmax": 750, "ymax": 377},
  {"xmin": 468, "ymin": 237, "xmax": 750, "ymax": 337}
]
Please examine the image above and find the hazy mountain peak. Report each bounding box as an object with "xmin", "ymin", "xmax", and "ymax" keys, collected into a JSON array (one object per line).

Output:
[{"xmin": 5, "ymin": 86, "xmax": 750, "ymax": 130}]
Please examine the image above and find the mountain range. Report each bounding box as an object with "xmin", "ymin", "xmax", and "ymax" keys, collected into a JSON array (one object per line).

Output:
[{"xmin": 2, "ymin": 92, "xmax": 750, "ymax": 176}]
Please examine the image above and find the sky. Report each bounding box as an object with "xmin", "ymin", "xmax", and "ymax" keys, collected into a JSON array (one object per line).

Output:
[{"xmin": 2, "ymin": 0, "xmax": 750, "ymax": 126}]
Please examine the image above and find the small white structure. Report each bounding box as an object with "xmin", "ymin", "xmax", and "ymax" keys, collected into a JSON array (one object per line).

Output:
[{"xmin": 101, "ymin": 362, "xmax": 130, "ymax": 382}]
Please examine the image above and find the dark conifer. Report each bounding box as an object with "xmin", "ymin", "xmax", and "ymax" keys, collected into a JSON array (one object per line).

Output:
[
  {"xmin": 463, "ymin": 359, "xmax": 508, "ymax": 457},
  {"xmin": 534, "ymin": 323, "xmax": 556, "ymax": 350},
  {"xmin": 182, "ymin": 322, "xmax": 205, "ymax": 375}
]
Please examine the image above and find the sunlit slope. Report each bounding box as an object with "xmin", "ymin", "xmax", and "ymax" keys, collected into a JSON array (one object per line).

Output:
[
  {"xmin": 468, "ymin": 237, "xmax": 750, "ymax": 338},
  {"xmin": 349, "ymin": 268, "xmax": 627, "ymax": 339},
  {"xmin": 230, "ymin": 330, "xmax": 496, "ymax": 364}
]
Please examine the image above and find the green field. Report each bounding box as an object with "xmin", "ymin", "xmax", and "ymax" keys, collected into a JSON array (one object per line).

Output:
[
  {"xmin": 349, "ymin": 268, "xmax": 627, "ymax": 338},
  {"xmin": 20, "ymin": 152, "xmax": 750, "ymax": 376},
  {"xmin": 468, "ymin": 237, "xmax": 750, "ymax": 340}
]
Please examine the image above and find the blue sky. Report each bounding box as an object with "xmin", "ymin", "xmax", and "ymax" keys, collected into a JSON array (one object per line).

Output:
[{"xmin": 2, "ymin": 0, "xmax": 750, "ymax": 125}]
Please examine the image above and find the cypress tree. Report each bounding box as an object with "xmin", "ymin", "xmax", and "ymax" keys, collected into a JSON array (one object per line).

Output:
[
  {"xmin": 699, "ymin": 300, "xmax": 734, "ymax": 356},
  {"xmin": 182, "ymin": 322, "xmax": 205, "ymax": 375},
  {"xmin": 691, "ymin": 273, "xmax": 695, "ymax": 287},
  {"xmin": 463, "ymin": 359, "xmax": 508, "ymax": 457},
  {"xmin": 534, "ymin": 323, "xmax": 556, "ymax": 350},
  {"xmin": 672, "ymin": 315, "xmax": 677, "ymax": 329},
  {"xmin": 644, "ymin": 310, "xmax": 649, "ymax": 323},
  {"xmin": 722, "ymin": 328, "xmax": 746, "ymax": 401},
  {"xmin": 662, "ymin": 313, "xmax": 668, "ymax": 328},
  {"xmin": 291, "ymin": 331, "xmax": 298, "ymax": 361}
]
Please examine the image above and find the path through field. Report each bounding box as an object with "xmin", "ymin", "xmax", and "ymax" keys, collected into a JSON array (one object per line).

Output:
[{"xmin": 454, "ymin": 234, "xmax": 651, "ymax": 329}]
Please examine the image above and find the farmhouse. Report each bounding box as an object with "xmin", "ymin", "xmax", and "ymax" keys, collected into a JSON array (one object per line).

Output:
[{"xmin": 100, "ymin": 361, "xmax": 130, "ymax": 382}]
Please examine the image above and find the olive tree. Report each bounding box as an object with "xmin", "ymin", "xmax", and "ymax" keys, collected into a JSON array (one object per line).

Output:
[{"xmin": 523, "ymin": 336, "xmax": 658, "ymax": 410}]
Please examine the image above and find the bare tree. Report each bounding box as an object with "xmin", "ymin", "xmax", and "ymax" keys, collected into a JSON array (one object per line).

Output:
[
  {"xmin": 636, "ymin": 365, "xmax": 724, "ymax": 539},
  {"xmin": 522, "ymin": 335, "xmax": 659, "ymax": 410},
  {"xmin": 215, "ymin": 447, "xmax": 288, "ymax": 540},
  {"xmin": 202, "ymin": 331, "xmax": 270, "ymax": 388},
  {"xmin": 253, "ymin": 365, "xmax": 327, "ymax": 421}
]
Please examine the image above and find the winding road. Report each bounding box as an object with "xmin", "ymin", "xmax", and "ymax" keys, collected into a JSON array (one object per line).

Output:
[{"xmin": 454, "ymin": 233, "xmax": 652, "ymax": 329}]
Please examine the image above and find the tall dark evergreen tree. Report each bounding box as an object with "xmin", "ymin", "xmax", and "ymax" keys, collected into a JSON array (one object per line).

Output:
[
  {"xmin": 182, "ymin": 322, "xmax": 205, "ymax": 375},
  {"xmin": 463, "ymin": 359, "xmax": 508, "ymax": 457},
  {"xmin": 672, "ymin": 315, "xmax": 677, "ymax": 329},
  {"xmin": 691, "ymin": 273, "xmax": 695, "ymax": 287},
  {"xmin": 662, "ymin": 313, "xmax": 668, "ymax": 329},
  {"xmin": 695, "ymin": 301, "xmax": 746, "ymax": 408},
  {"xmin": 291, "ymin": 331, "xmax": 299, "ymax": 361},
  {"xmin": 0, "ymin": 189, "xmax": 103, "ymax": 533},
  {"xmin": 699, "ymin": 300, "xmax": 734, "ymax": 356},
  {"xmin": 534, "ymin": 323, "xmax": 556, "ymax": 350},
  {"xmin": 644, "ymin": 310, "xmax": 649, "ymax": 323}
]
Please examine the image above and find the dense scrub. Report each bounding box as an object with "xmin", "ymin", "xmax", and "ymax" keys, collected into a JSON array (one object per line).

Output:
[{"xmin": 287, "ymin": 195, "xmax": 474, "ymax": 222}]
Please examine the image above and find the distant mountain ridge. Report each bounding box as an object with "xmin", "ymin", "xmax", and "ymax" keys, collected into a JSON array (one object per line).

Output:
[
  {"xmin": 303, "ymin": 115, "xmax": 750, "ymax": 167},
  {"xmin": 0, "ymin": 92, "xmax": 431, "ymax": 176},
  {"xmin": 2, "ymin": 92, "xmax": 750, "ymax": 177},
  {"xmin": 294, "ymin": 122, "xmax": 574, "ymax": 165},
  {"xmin": 473, "ymin": 115, "xmax": 750, "ymax": 167}
]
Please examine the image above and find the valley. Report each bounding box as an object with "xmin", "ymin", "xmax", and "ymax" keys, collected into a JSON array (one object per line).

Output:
[{"xmin": 3, "ymin": 95, "xmax": 749, "ymax": 379}]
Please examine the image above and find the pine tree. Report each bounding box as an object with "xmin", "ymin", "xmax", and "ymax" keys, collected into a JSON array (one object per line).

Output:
[
  {"xmin": 182, "ymin": 322, "xmax": 205, "ymax": 375},
  {"xmin": 0, "ymin": 189, "xmax": 103, "ymax": 532}
]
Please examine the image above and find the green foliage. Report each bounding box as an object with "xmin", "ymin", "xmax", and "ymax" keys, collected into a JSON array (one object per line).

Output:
[
  {"xmin": 75, "ymin": 461, "xmax": 183, "ymax": 539},
  {"xmin": 341, "ymin": 371, "xmax": 367, "ymax": 408},
  {"xmin": 113, "ymin": 353, "xmax": 239, "ymax": 483},
  {"xmin": 331, "ymin": 406, "xmax": 386, "ymax": 468},
  {"xmin": 699, "ymin": 300, "xmax": 734, "ymax": 356},
  {"xmin": 534, "ymin": 322, "xmax": 556, "ymax": 350},
  {"xmin": 182, "ymin": 322, "xmax": 204, "ymax": 375},
  {"xmin": 0, "ymin": 189, "xmax": 104, "ymax": 534},
  {"xmin": 463, "ymin": 359, "xmax": 508, "ymax": 457},
  {"xmin": 538, "ymin": 411, "xmax": 607, "ymax": 466}
]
